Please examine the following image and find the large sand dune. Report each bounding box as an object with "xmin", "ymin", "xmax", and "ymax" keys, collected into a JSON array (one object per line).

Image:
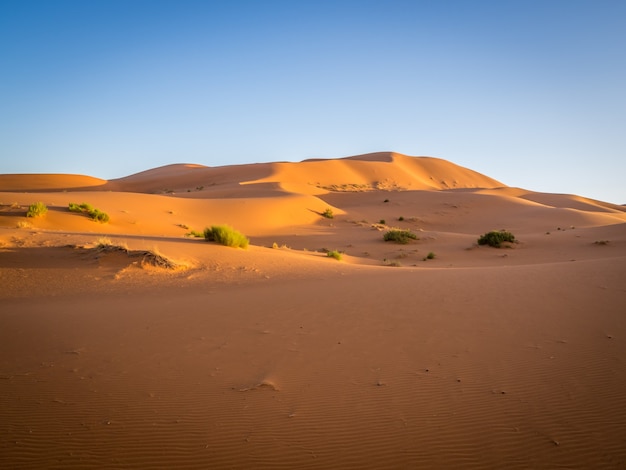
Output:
[{"xmin": 1, "ymin": 152, "xmax": 625, "ymax": 468}]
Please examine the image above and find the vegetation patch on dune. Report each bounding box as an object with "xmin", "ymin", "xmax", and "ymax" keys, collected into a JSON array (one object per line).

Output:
[
  {"xmin": 93, "ymin": 238, "xmax": 185, "ymax": 270},
  {"xmin": 26, "ymin": 202, "xmax": 48, "ymax": 218},
  {"xmin": 384, "ymin": 229, "xmax": 418, "ymax": 244},
  {"xmin": 321, "ymin": 208, "xmax": 334, "ymax": 219},
  {"xmin": 185, "ymin": 229, "xmax": 204, "ymax": 238},
  {"xmin": 204, "ymin": 225, "xmax": 249, "ymax": 249},
  {"xmin": 69, "ymin": 202, "xmax": 110, "ymax": 223},
  {"xmin": 326, "ymin": 250, "xmax": 343, "ymax": 261},
  {"xmin": 477, "ymin": 230, "xmax": 516, "ymax": 248}
]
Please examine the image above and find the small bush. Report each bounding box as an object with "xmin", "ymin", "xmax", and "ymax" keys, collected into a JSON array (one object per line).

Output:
[
  {"xmin": 477, "ymin": 230, "xmax": 516, "ymax": 248},
  {"xmin": 326, "ymin": 250, "xmax": 342, "ymax": 261},
  {"xmin": 68, "ymin": 202, "xmax": 109, "ymax": 223},
  {"xmin": 398, "ymin": 216, "xmax": 404, "ymax": 221},
  {"xmin": 321, "ymin": 208, "xmax": 334, "ymax": 219},
  {"xmin": 204, "ymin": 225, "xmax": 249, "ymax": 249},
  {"xmin": 384, "ymin": 229, "xmax": 418, "ymax": 244},
  {"xmin": 91, "ymin": 209, "xmax": 109, "ymax": 223},
  {"xmin": 379, "ymin": 219, "xmax": 386, "ymax": 225},
  {"xmin": 425, "ymin": 251, "xmax": 435, "ymax": 260},
  {"xmin": 26, "ymin": 202, "xmax": 47, "ymax": 218}
]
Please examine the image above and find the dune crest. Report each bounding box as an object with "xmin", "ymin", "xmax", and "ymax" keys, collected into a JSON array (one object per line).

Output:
[
  {"xmin": 0, "ymin": 173, "xmax": 106, "ymax": 192},
  {"xmin": 243, "ymin": 152, "xmax": 505, "ymax": 194}
]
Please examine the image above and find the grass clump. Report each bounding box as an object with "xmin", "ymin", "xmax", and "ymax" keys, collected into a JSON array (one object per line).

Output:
[
  {"xmin": 26, "ymin": 202, "xmax": 48, "ymax": 218},
  {"xmin": 321, "ymin": 208, "xmax": 334, "ymax": 219},
  {"xmin": 204, "ymin": 225, "xmax": 249, "ymax": 249},
  {"xmin": 383, "ymin": 229, "xmax": 418, "ymax": 244},
  {"xmin": 326, "ymin": 250, "xmax": 342, "ymax": 261},
  {"xmin": 186, "ymin": 229, "xmax": 204, "ymax": 238},
  {"xmin": 477, "ymin": 230, "xmax": 516, "ymax": 248},
  {"xmin": 424, "ymin": 251, "xmax": 435, "ymax": 260},
  {"xmin": 69, "ymin": 202, "xmax": 109, "ymax": 223}
]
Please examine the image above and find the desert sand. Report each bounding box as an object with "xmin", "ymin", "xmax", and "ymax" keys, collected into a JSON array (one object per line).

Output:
[{"xmin": 1, "ymin": 152, "xmax": 625, "ymax": 468}]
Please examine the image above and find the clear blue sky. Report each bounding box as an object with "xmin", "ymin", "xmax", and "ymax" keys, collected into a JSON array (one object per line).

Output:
[{"xmin": 1, "ymin": 0, "xmax": 625, "ymax": 203}]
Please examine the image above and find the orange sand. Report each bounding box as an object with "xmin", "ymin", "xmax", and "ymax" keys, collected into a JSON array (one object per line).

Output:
[{"xmin": 1, "ymin": 152, "xmax": 625, "ymax": 468}]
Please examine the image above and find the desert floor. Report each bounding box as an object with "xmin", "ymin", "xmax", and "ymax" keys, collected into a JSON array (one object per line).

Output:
[{"xmin": 1, "ymin": 153, "xmax": 625, "ymax": 468}]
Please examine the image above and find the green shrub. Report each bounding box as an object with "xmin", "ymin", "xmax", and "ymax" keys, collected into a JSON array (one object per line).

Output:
[
  {"xmin": 477, "ymin": 230, "xmax": 516, "ymax": 248},
  {"xmin": 26, "ymin": 202, "xmax": 48, "ymax": 218},
  {"xmin": 326, "ymin": 250, "xmax": 342, "ymax": 261},
  {"xmin": 91, "ymin": 210, "xmax": 110, "ymax": 223},
  {"xmin": 68, "ymin": 202, "xmax": 82, "ymax": 212},
  {"xmin": 204, "ymin": 225, "xmax": 249, "ymax": 248},
  {"xmin": 379, "ymin": 219, "xmax": 386, "ymax": 225},
  {"xmin": 68, "ymin": 202, "xmax": 109, "ymax": 223},
  {"xmin": 425, "ymin": 251, "xmax": 435, "ymax": 260},
  {"xmin": 321, "ymin": 208, "xmax": 334, "ymax": 219},
  {"xmin": 383, "ymin": 229, "xmax": 418, "ymax": 244}
]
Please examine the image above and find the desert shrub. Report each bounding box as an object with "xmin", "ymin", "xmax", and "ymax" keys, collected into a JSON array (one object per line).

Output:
[
  {"xmin": 91, "ymin": 209, "xmax": 109, "ymax": 223},
  {"xmin": 379, "ymin": 219, "xmax": 386, "ymax": 225},
  {"xmin": 383, "ymin": 229, "xmax": 418, "ymax": 244},
  {"xmin": 321, "ymin": 208, "xmax": 334, "ymax": 219},
  {"xmin": 594, "ymin": 240, "xmax": 609, "ymax": 246},
  {"xmin": 326, "ymin": 250, "xmax": 342, "ymax": 261},
  {"xmin": 204, "ymin": 225, "xmax": 249, "ymax": 249},
  {"xmin": 398, "ymin": 216, "xmax": 404, "ymax": 221},
  {"xmin": 477, "ymin": 230, "xmax": 516, "ymax": 248},
  {"xmin": 26, "ymin": 202, "xmax": 48, "ymax": 218},
  {"xmin": 425, "ymin": 251, "xmax": 435, "ymax": 260},
  {"xmin": 68, "ymin": 202, "xmax": 109, "ymax": 223}
]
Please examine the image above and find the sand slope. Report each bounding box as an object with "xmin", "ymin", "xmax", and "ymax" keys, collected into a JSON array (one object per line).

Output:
[{"xmin": 1, "ymin": 152, "xmax": 625, "ymax": 468}]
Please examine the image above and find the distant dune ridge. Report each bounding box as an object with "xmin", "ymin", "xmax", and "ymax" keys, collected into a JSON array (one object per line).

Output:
[{"xmin": 1, "ymin": 152, "xmax": 625, "ymax": 469}]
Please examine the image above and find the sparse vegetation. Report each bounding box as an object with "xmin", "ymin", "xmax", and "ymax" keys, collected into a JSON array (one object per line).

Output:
[
  {"xmin": 69, "ymin": 202, "xmax": 109, "ymax": 223},
  {"xmin": 17, "ymin": 220, "xmax": 32, "ymax": 229},
  {"xmin": 425, "ymin": 251, "xmax": 435, "ymax": 260},
  {"xmin": 92, "ymin": 238, "xmax": 183, "ymax": 270},
  {"xmin": 96, "ymin": 237, "xmax": 117, "ymax": 249},
  {"xmin": 398, "ymin": 216, "xmax": 404, "ymax": 221},
  {"xmin": 204, "ymin": 225, "xmax": 249, "ymax": 248},
  {"xmin": 326, "ymin": 250, "xmax": 342, "ymax": 261},
  {"xmin": 379, "ymin": 219, "xmax": 386, "ymax": 225},
  {"xmin": 384, "ymin": 260, "xmax": 402, "ymax": 267},
  {"xmin": 186, "ymin": 230, "xmax": 204, "ymax": 238},
  {"xmin": 26, "ymin": 202, "xmax": 47, "ymax": 218},
  {"xmin": 383, "ymin": 199, "xmax": 389, "ymax": 203},
  {"xmin": 384, "ymin": 229, "xmax": 418, "ymax": 244},
  {"xmin": 477, "ymin": 230, "xmax": 516, "ymax": 248},
  {"xmin": 594, "ymin": 240, "xmax": 610, "ymax": 246},
  {"xmin": 321, "ymin": 208, "xmax": 334, "ymax": 219}
]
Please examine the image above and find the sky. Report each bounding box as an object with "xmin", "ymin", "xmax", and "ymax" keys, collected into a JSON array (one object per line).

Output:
[{"xmin": 1, "ymin": 0, "xmax": 625, "ymax": 204}]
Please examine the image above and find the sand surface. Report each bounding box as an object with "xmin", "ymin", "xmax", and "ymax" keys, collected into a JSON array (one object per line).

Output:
[{"xmin": 1, "ymin": 152, "xmax": 625, "ymax": 468}]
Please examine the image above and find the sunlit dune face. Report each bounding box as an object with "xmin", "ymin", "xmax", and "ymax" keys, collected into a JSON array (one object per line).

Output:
[{"xmin": 1, "ymin": 154, "xmax": 625, "ymax": 469}]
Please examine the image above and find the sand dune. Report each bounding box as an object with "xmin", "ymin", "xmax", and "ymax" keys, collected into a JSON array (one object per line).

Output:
[{"xmin": 1, "ymin": 152, "xmax": 625, "ymax": 468}]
